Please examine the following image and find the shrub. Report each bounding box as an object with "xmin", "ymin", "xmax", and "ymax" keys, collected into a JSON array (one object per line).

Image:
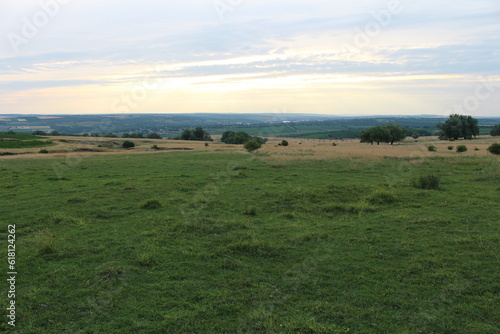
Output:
[
  {"xmin": 332, "ymin": 142, "xmax": 337, "ymax": 146},
  {"xmin": 122, "ymin": 141, "xmax": 135, "ymax": 149},
  {"xmin": 244, "ymin": 139, "xmax": 262, "ymax": 152},
  {"xmin": 487, "ymin": 143, "xmax": 500, "ymax": 155},
  {"xmin": 151, "ymin": 144, "xmax": 159, "ymax": 150},
  {"xmin": 280, "ymin": 140, "xmax": 289, "ymax": 146},
  {"xmin": 448, "ymin": 146, "xmax": 454, "ymax": 150},
  {"xmin": 427, "ymin": 145, "xmax": 437, "ymax": 152},
  {"xmin": 456, "ymin": 145, "xmax": 467, "ymax": 153},
  {"xmin": 474, "ymin": 147, "xmax": 480, "ymax": 151},
  {"xmin": 205, "ymin": 142, "xmax": 209, "ymax": 147},
  {"xmin": 39, "ymin": 149, "xmax": 49, "ymax": 154},
  {"xmin": 141, "ymin": 199, "xmax": 162, "ymax": 209},
  {"xmin": 412, "ymin": 174, "xmax": 441, "ymax": 190}
]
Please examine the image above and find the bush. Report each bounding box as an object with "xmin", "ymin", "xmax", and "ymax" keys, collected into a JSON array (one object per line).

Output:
[
  {"xmin": 122, "ymin": 141, "xmax": 135, "ymax": 149},
  {"xmin": 427, "ymin": 145, "xmax": 437, "ymax": 152},
  {"xmin": 487, "ymin": 143, "xmax": 500, "ymax": 155},
  {"xmin": 474, "ymin": 147, "xmax": 480, "ymax": 151},
  {"xmin": 151, "ymin": 145, "xmax": 159, "ymax": 150},
  {"xmin": 448, "ymin": 146, "xmax": 454, "ymax": 150},
  {"xmin": 244, "ymin": 139, "xmax": 262, "ymax": 152},
  {"xmin": 39, "ymin": 149, "xmax": 49, "ymax": 154},
  {"xmin": 205, "ymin": 143, "xmax": 209, "ymax": 147},
  {"xmin": 456, "ymin": 145, "xmax": 467, "ymax": 153},
  {"xmin": 280, "ymin": 140, "xmax": 289, "ymax": 146},
  {"xmin": 412, "ymin": 174, "xmax": 441, "ymax": 190}
]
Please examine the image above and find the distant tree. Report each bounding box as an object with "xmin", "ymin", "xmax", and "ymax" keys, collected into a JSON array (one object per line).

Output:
[
  {"xmin": 221, "ymin": 131, "xmax": 251, "ymax": 144},
  {"xmin": 412, "ymin": 132, "xmax": 419, "ymax": 139},
  {"xmin": 385, "ymin": 124, "xmax": 407, "ymax": 145},
  {"xmin": 180, "ymin": 127, "xmax": 212, "ymax": 141},
  {"xmin": 360, "ymin": 124, "xmax": 405, "ymax": 145},
  {"xmin": 491, "ymin": 124, "xmax": 500, "ymax": 136},
  {"xmin": 280, "ymin": 140, "xmax": 289, "ymax": 146},
  {"xmin": 244, "ymin": 139, "xmax": 262, "ymax": 152},
  {"xmin": 437, "ymin": 114, "xmax": 479, "ymax": 140},
  {"xmin": 221, "ymin": 131, "xmax": 267, "ymax": 146},
  {"xmin": 122, "ymin": 132, "xmax": 144, "ymax": 138},
  {"xmin": 32, "ymin": 130, "xmax": 47, "ymax": 135},
  {"xmin": 122, "ymin": 141, "xmax": 135, "ymax": 149},
  {"xmin": 487, "ymin": 143, "xmax": 500, "ymax": 155},
  {"xmin": 147, "ymin": 132, "xmax": 162, "ymax": 139},
  {"xmin": 104, "ymin": 133, "xmax": 118, "ymax": 138},
  {"xmin": 50, "ymin": 130, "xmax": 60, "ymax": 136}
]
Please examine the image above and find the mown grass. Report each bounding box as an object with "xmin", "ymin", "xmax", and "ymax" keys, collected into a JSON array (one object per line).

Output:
[{"xmin": 0, "ymin": 152, "xmax": 499, "ymax": 333}]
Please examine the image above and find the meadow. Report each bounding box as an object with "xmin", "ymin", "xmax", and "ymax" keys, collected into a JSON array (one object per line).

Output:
[{"xmin": 1, "ymin": 138, "xmax": 499, "ymax": 333}]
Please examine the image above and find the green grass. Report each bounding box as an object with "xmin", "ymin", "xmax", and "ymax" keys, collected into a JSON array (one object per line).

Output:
[
  {"xmin": 0, "ymin": 140, "xmax": 53, "ymax": 149},
  {"xmin": 0, "ymin": 133, "xmax": 45, "ymax": 140},
  {"xmin": 1, "ymin": 152, "xmax": 499, "ymax": 333}
]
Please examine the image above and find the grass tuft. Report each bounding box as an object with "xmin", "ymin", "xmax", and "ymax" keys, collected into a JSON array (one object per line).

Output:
[
  {"xmin": 411, "ymin": 174, "xmax": 441, "ymax": 190},
  {"xmin": 141, "ymin": 199, "xmax": 162, "ymax": 209}
]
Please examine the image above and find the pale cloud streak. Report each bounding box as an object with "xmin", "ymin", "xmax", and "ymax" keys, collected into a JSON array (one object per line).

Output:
[{"xmin": 0, "ymin": 0, "xmax": 499, "ymax": 115}]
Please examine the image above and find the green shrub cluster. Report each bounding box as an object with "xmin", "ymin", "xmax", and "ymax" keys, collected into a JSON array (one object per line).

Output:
[
  {"xmin": 487, "ymin": 143, "xmax": 500, "ymax": 155},
  {"xmin": 412, "ymin": 174, "xmax": 441, "ymax": 190}
]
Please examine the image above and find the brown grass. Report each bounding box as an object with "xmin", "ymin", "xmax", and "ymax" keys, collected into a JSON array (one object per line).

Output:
[{"xmin": 1, "ymin": 135, "xmax": 498, "ymax": 161}]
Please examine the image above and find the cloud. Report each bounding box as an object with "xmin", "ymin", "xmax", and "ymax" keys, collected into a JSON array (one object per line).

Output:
[{"xmin": 0, "ymin": 0, "xmax": 499, "ymax": 116}]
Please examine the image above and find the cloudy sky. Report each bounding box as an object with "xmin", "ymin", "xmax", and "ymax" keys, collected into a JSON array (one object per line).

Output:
[{"xmin": 1, "ymin": 0, "xmax": 499, "ymax": 116}]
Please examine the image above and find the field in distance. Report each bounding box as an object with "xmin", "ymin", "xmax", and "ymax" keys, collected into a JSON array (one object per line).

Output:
[
  {"xmin": 0, "ymin": 137, "xmax": 499, "ymax": 333},
  {"xmin": 1, "ymin": 134, "xmax": 499, "ymax": 160}
]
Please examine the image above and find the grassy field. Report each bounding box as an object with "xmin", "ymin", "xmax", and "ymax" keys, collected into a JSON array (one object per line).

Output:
[
  {"xmin": 0, "ymin": 134, "xmax": 45, "ymax": 140},
  {"xmin": 1, "ymin": 140, "xmax": 499, "ymax": 333},
  {"xmin": 0, "ymin": 140, "xmax": 54, "ymax": 149}
]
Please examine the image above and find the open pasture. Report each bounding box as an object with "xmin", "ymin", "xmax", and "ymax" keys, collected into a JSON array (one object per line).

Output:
[{"xmin": 0, "ymin": 139, "xmax": 499, "ymax": 333}]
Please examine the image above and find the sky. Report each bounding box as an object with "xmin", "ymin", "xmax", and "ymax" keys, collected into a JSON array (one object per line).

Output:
[{"xmin": 0, "ymin": 0, "xmax": 499, "ymax": 116}]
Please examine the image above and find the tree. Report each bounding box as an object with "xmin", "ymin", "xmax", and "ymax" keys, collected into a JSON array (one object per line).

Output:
[
  {"xmin": 221, "ymin": 131, "xmax": 251, "ymax": 144},
  {"xmin": 280, "ymin": 140, "xmax": 289, "ymax": 146},
  {"xmin": 122, "ymin": 141, "xmax": 135, "ymax": 149},
  {"xmin": 360, "ymin": 124, "xmax": 406, "ymax": 145},
  {"xmin": 491, "ymin": 124, "xmax": 500, "ymax": 136},
  {"xmin": 32, "ymin": 130, "xmax": 47, "ymax": 135},
  {"xmin": 385, "ymin": 124, "xmax": 407, "ymax": 145},
  {"xmin": 180, "ymin": 127, "xmax": 212, "ymax": 141},
  {"xmin": 104, "ymin": 133, "xmax": 118, "ymax": 138},
  {"xmin": 244, "ymin": 139, "xmax": 262, "ymax": 152},
  {"xmin": 437, "ymin": 114, "xmax": 479, "ymax": 140},
  {"xmin": 221, "ymin": 131, "xmax": 267, "ymax": 145},
  {"xmin": 147, "ymin": 132, "xmax": 162, "ymax": 139},
  {"xmin": 487, "ymin": 143, "xmax": 500, "ymax": 155},
  {"xmin": 412, "ymin": 132, "xmax": 419, "ymax": 139}
]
